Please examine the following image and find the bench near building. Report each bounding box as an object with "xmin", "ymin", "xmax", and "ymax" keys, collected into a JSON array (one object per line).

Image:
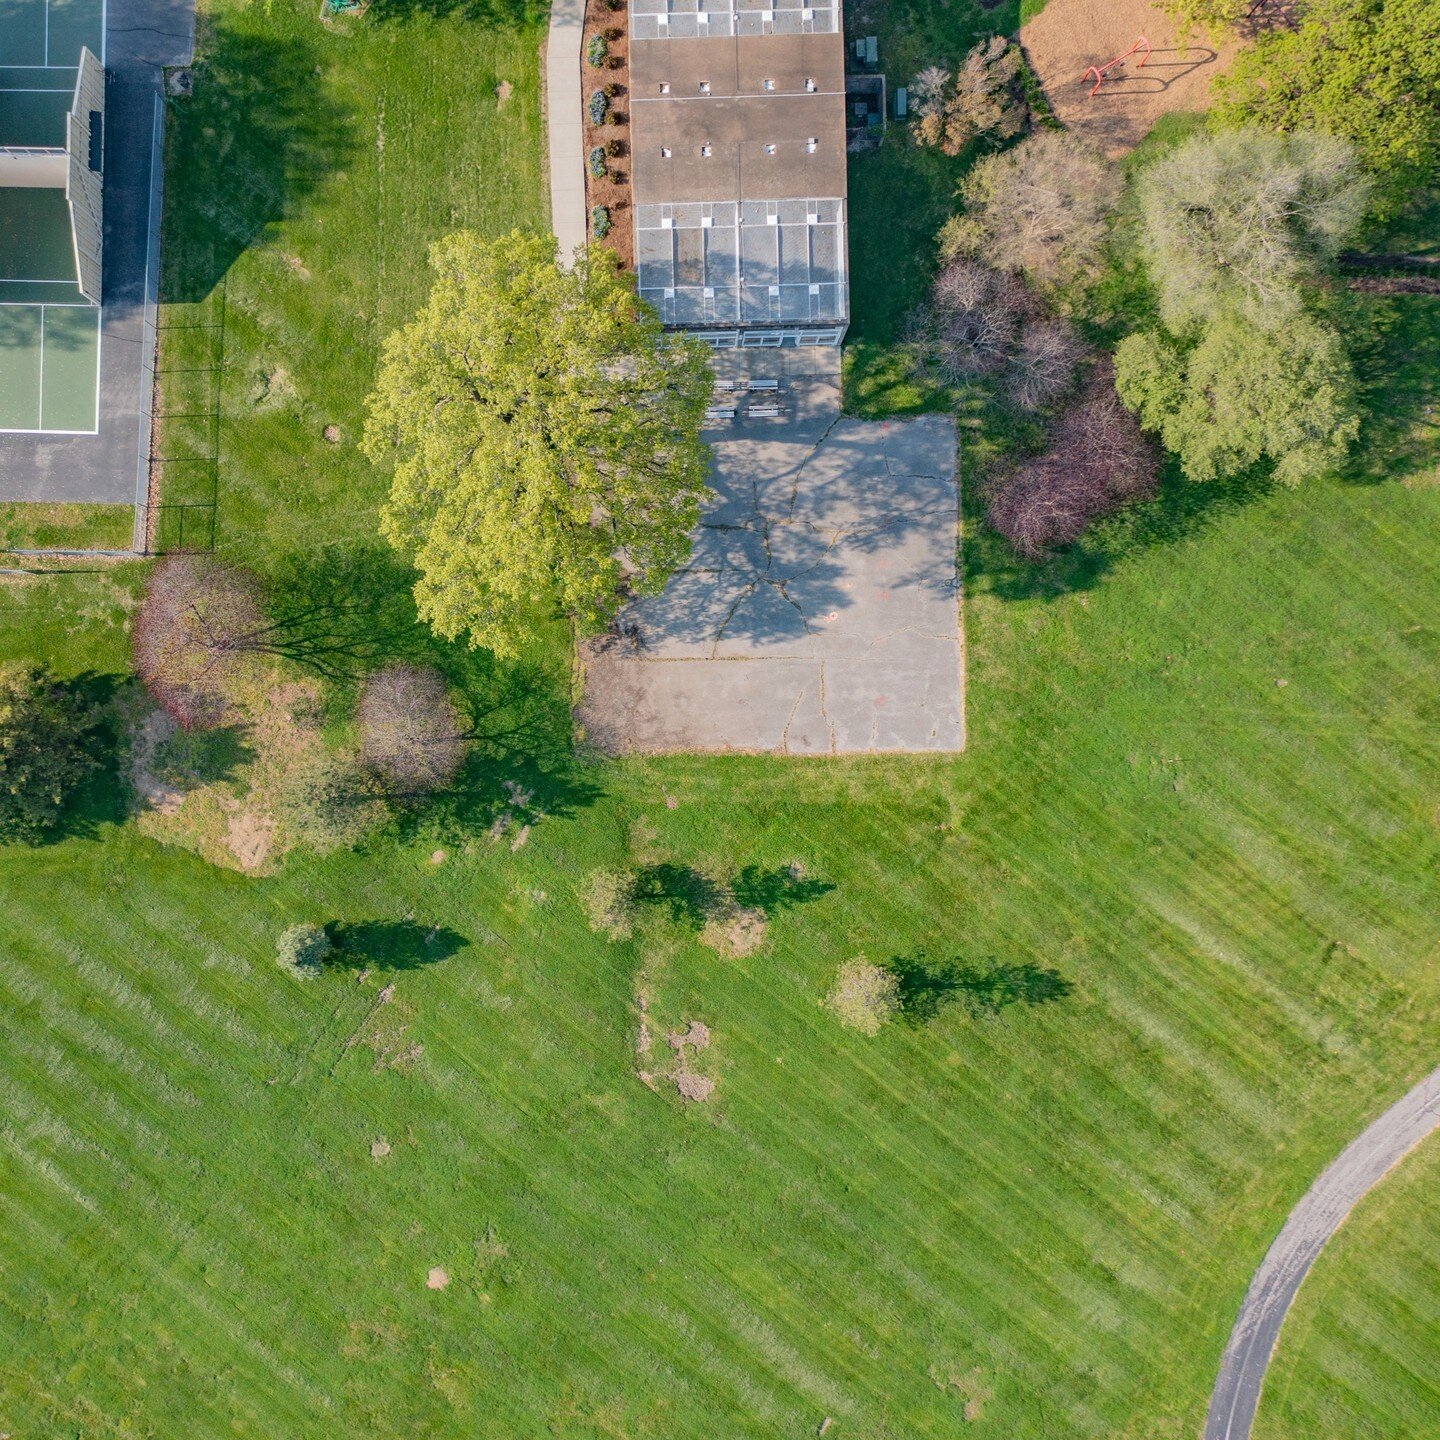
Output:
[{"xmin": 628, "ymin": 0, "xmax": 849, "ymax": 348}]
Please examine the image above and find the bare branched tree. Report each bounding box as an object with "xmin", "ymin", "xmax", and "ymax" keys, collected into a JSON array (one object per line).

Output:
[
  {"xmin": 132, "ymin": 556, "xmax": 271, "ymax": 728},
  {"xmin": 357, "ymin": 663, "xmax": 470, "ymax": 797},
  {"xmin": 987, "ymin": 360, "xmax": 1158, "ymax": 558},
  {"xmin": 945, "ymin": 131, "xmax": 1122, "ymax": 290},
  {"xmin": 913, "ymin": 260, "xmax": 1030, "ymax": 383},
  {"xmin": 912, "ymin": 36, "xmax": 1026, "ymax": 156},
  {"xmin": 1007, "ymin": 319, "xmax": 1088, "ymax": 411}
]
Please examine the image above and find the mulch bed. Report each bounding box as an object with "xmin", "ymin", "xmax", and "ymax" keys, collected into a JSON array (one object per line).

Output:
[{"xmin": 582, "ymin": 0, "xmax": 633, "ymax": 270}]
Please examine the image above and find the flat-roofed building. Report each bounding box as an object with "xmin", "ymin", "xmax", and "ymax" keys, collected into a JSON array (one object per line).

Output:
[{"xmin": 629, "ymin": 0, "xmax": 848, "ymax": 348}]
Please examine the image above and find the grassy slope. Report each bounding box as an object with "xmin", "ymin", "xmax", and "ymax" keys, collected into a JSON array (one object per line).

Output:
[
  {"xmin": 3, "ymin": 313, "xmax": 1440, "ymax": 1434},
  {"xmin": 1, "ymin": 0, "xmax": 1440, "ymax": 1435},
  {"xmin": 1255, "ymin": 1138, "xmax": 1440, "ymax": 1438}
]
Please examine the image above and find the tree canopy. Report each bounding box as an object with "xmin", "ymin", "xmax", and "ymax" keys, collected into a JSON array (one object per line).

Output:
[
  {"xmin": 1214, "ymin": 0, "xmax": 1440, "ymax": 216},
  {"xmin": 364, "ymin": 231, "xmax": 713, "ymax": 658},
  {"xmin": 1135, "ymin": 127, "xmax": 1370, "ymax": 331},
  {"xmin": 1114, "ymin": 313, "xmax": 1360, "ymax": 486},
  {"xmin": 0, "ymin": 664, "xmax": 103, "ymax": 842},
  {"xmin": 941, "ymin": 131, "xmax": 1121, "ymax": 292}
]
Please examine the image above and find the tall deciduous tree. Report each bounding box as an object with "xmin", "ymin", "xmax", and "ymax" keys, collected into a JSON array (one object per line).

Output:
[
  {"xmin": 363, "ymin": 231, "xmax": 713, "ymax": 658},
  {"xmin": 1114, "ymin": 313, "xmax": 1360, "ymax": 485},
  {"xmin": 0, "ymin": 664, "xmax": 103, "ymax": 842},
  {"xmin": 941, "ymin": 131, "xmax": 1121, "ymax": 292},
  {"xmin": 1135, "ymin": 128, "xmax": 1370, "ymax": 330},
  {"xmin": 1215, "ymin": 0, "xmax": 1440, "ymax": 216}
]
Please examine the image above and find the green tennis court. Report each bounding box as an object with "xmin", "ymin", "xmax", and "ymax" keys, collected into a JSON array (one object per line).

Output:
[
  {"xmin": 0, "ymin": 304, "xmax": 100, "ymax": 432},
  {"xmin": 0, "ymin": 0, "xmax": 106, "ymax": 433}
]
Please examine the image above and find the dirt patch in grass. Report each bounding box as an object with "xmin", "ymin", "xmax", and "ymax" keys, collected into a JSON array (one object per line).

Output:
[
  {"xmin": 370, "ymin": 1137, "xmax": 392, "ymax": 1160},
  {"xmin": 1020, "ymin": 0, "xmax": 1245, "ymax": 157},
  {"xmin": 701, "ymin": 906, "xmax": 768, "ymax": 959},
  {"xmin": 224, "ymin": 808, "xmax": 275, "ymax": 872},
  {"xmin": 427, "ymin": 1267, "xmax": 450, "ymax": 1290},
  {"xmin": 674, "ymin": 1070, "xmax": 714, "ymax": 1103},
  {"xmin": 130, "ymin": 709, "xmax": 187, "ymax": 816}
]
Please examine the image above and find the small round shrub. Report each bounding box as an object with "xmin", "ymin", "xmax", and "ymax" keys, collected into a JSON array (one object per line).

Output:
[
  {"xmin": 591, "ymin": 205, "xmax": 612, "ymax": 239},
  {"xmin": 587, "ymin": 89, "xmax": 610, "ymax": 126},
  {"xmin": 604, "ymin": 137, "xmax": 623, "ymax": 158},
  {"xmin": 579, "ymin": 867, "xmax": 638, "ymax": 941},
  {"xmin": 586, "ymin": 33, "xmax": 607, "ymax": 66},
  {"xmin": 604, "ymin": 0, "xmax": 624, "ymax": 11},
  {"xmin": 824, "ymin": 958, "xmax": 900, "ymax": 1035},
  {"xmin": 276, "ymin": 923, "xmax": 332, "ymax": 980},
  {"xmin": 588, "ymin": 146, "xmax": 608, "ymax": 180}
]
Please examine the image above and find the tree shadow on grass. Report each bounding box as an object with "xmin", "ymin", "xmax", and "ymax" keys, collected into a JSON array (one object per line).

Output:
[
  {"xmin": 631, "ymin": 862, "xmax": 835, "ymax": 929},
  {"xmin": 328, "ymin": 919, "xmax": 468, "ymax": 971},
  {"xmin": 263, "ymin": 542, "xmax": 431, "ymax": 679},
  {"xmin": 886, "ymin": 952, "xmax": 1072, "ymax": 1027},
  {"xmin": 973, "ymin": 461, "xmax": 1276, "ymax": 604},
  {"xmin": 163, "ymin": 21, "xmax": 358, "ymax": 302},
  {"xmin": 1340, "ymin": 293, "xmax": 1440, "ymax": 487}
]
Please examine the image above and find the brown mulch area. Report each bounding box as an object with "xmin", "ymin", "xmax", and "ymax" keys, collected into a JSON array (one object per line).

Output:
[
  {"xmin": 1020, "ymin": 0, "xmax": 1255, "ymax": 157},
  {"xmin": 583, "ymin": 0, "xmax": 633, "ymax": 269}
]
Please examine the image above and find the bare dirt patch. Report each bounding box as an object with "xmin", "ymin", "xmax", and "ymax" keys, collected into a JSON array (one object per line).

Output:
[
  {"xmin": 667, "ymin": 1020, "xmax": 711, "ymax": 1053},
  {"xmin": 130, "ymin": 709, "xmax": 186, "ymax": 816},
  {"xmin": 370, "ymin": 1137, "xmax": 391, "ymax": 1160},
  {"xmin": 224, "ymin": 809, "xmax": 275, "ymax": 872},
  {"xmin": 674, "ymin": 1070, "xmax": 715, "ymax": 1103},
  {"xmin": 426, "ymin": 1267, "xmax": 450, "ymax": 1290},
  {"xmin": 701, "ymin": 906, "xmax": 768, "ymax": 959},
  {"xmin": 1020, "ymin": 0, "xmax": 1243, "ymax": 156}
]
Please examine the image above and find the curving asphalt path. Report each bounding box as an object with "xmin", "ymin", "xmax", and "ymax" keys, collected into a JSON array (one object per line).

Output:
[{"xmin": 1204, "ymin": 1065, "xmax": 1440, "ymax": 1440}]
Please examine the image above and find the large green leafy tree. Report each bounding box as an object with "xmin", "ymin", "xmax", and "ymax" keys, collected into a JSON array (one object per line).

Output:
[
  {"xmin": 364, "ymin": 230, "xmax": 713, "ymax": 658},
  {"xmin": 1114, "ymin": 313, "xmax": 1360, "ymax": 486},
  {"xmin": 0, "ymin": 663, "xmax": 103, "ymax": 842},
  {"xmin": 1135, "ymin": 127, "xmax": 1370, "ymax": 331},
  {"xmin": 1215, "ymin": 0, "xmax": 1440, "ymax": 217}
]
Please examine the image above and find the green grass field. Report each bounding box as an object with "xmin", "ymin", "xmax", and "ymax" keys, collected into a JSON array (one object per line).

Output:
[
  {"xmin": 1256, "ymin": 1138, "xmax": 1440, "ymax": 1439},
  {"xmin": 0, "ymin": 0, "xmax": 1438, "ymax": 1432}
]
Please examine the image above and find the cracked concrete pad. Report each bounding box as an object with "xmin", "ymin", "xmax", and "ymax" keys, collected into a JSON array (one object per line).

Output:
[{"xmin": 579, "ymin": 361, "xmax": 963, "ymax": 755}]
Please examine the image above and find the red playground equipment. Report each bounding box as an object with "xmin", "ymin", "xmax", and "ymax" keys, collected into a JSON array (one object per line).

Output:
[{"xmin": 1082, "ymin": 35, "xmax": 1151, "ymax": 96}]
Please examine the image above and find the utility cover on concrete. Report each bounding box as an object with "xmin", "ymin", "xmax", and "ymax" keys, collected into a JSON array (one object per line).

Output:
[{"xmin": 580, "ymin": 357, "xmax": 962, "ymax": 755}]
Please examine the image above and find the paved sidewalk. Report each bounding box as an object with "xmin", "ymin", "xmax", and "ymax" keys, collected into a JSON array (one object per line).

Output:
[
  {"xmin": 546, "ymin": 0, "xmax": 587, "ymax": 263},
  {"xmin": 1205, "ymin": 1065, "xmax": 1440, "ymax": 1440}
]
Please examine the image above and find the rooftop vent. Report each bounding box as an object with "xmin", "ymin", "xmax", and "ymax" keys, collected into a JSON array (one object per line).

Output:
[
  {"xmin": 805, "ymin": 77, "xmax": 816, "ymax": 92},
  {"xmin": 762, "ymin": 78, "xmax": 775, "ymax": 91},
  {"xmin": 763, "ymin": 143, "xmax": 776, "ymax": 154},
  {"xmin": 699, "ymin": 81, "xmax": 711, "ymax": 94},
  {"xmin": 660, "ymin": 146, "xmax": 672, "ymax": 157},
  {"xmin": 805, "ymin": 137, "xmax": 818, "ymax": 153},
  {"xmin": 659, "ymin": 81, "xmax": 670, "ymax": 93},
  {"xmin": 700, "ymin": 143, "xmax": 713, "ymax": 157}
]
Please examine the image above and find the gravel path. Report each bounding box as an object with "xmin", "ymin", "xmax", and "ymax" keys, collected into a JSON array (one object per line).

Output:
[{"xmin": 1204, "ymin": 1066, "xmax": 1440, "ymax": 1440}]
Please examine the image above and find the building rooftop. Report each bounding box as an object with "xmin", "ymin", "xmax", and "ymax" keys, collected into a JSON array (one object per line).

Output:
[{"xmin": 628, "ymin": 9, "xmax": 848, "ymax": 336}]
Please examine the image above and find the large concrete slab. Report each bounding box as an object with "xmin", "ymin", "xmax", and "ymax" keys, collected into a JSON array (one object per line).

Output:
[{"xmin": 579, "ymin": 354, "xmax": 963, "ymax": 754}]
